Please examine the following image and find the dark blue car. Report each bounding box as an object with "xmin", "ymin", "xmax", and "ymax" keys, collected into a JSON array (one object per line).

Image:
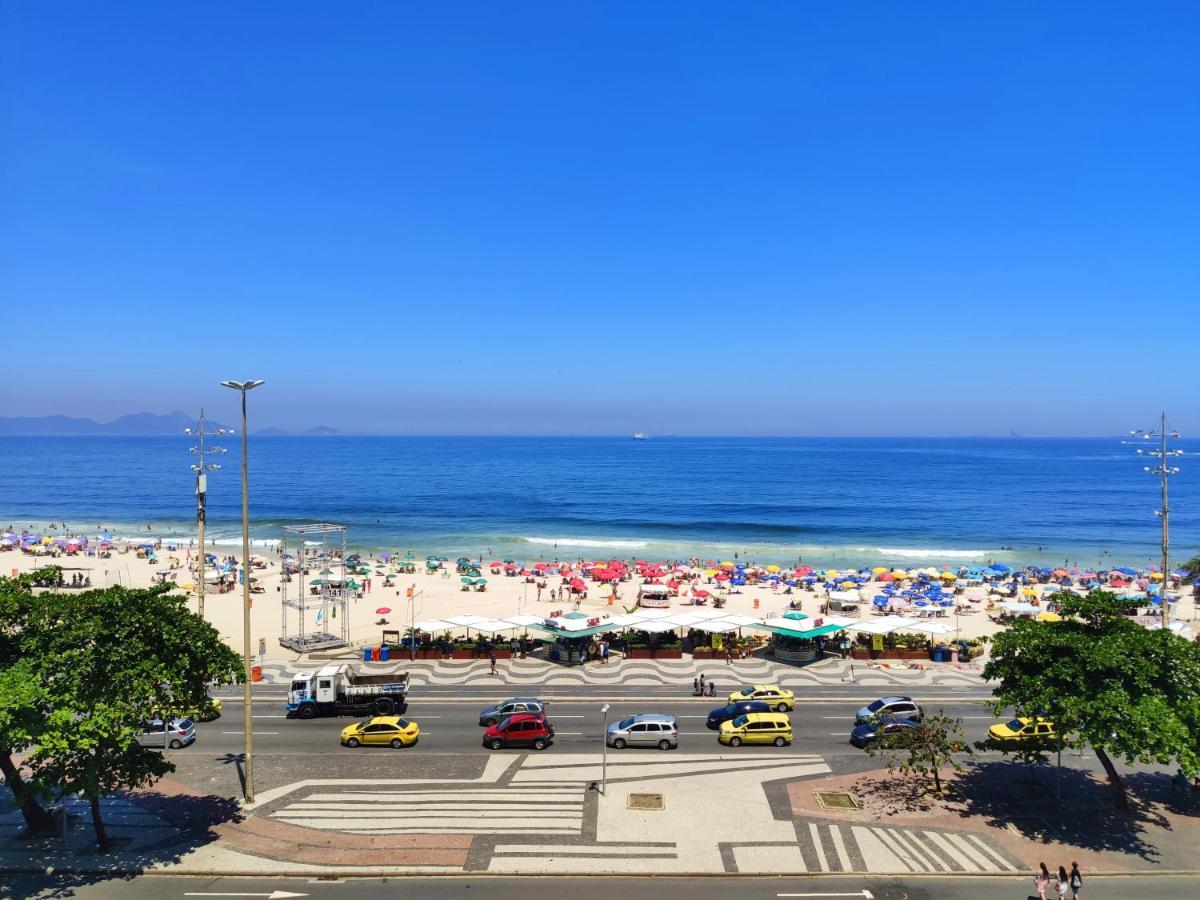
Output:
[
  {"xmin": 850, "ymin": 716, "xmax": 920, "ymax": 748},
  {"xmin": 706, "ymin": 700, "xmax": 772, "ymax": 729}
]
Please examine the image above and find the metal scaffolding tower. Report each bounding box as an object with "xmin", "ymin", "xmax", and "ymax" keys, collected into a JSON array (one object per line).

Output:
[{"xmin": 280, "ymin": 523, "xmax": 351, "ymax": 652}]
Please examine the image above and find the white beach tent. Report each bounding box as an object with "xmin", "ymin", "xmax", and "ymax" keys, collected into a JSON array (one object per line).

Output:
[
  {"xmin": 998, "ymin": 602, "xmax": 1038, "ymax": 615},
  {"xmin": 414, "ymin": 619, "xmax": 455, "ymax": 632},
  {"xmin": 443, "ymin": 614, "xmax": 489, "ymax": 626},
  {"xmin": 692, "ymin": 619, "xmax": 741, "ymax": 634},
  {"xmin": 502, "ymin": 614, "xmax": 546, "ymax": 627},
  {"xmin": 640, "ymin": 621, "xmax": 681, "ymax": 634},
  {"xmin": 846, "ymin": 616, "xmax": 918, "ymax": 635},
  {"xmin": 471, "ymin": 619, "xmax": 522, "ymax": 634},
  {"xmin": 904, "ymin": 620, "xmax": 957, "ymax": 636},
  {"xmin": 713, "ymin": 613, "xmax": 762, "ymax": 627},
  {"xmin": 1146, "ymin": 619, "xmax": 1195, "ymax": 640}
]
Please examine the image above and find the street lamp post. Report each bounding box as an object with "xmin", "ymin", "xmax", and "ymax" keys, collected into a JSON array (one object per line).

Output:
[
  {"xmin": 184, "ymin": 410, "xmax": 229, "ymax": 617},
  {"xmin": 600, "ymin": 703, "xmax": 611, "ymax": 796},
  {"xmin": 1131, "ymin": 414, "xmax": 1183, "ymax": 630},
  {"xmin": 221, "ymin": 379, "xmax": 265, "ymax": 803}
]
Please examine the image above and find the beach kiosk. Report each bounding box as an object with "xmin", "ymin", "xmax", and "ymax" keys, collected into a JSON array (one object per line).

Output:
[{"xmin": 638, "ymin": 584, "xmax": 671, "ymax": 608}]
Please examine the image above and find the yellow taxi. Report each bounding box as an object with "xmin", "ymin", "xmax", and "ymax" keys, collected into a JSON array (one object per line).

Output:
[
  {"xmin": 718, "ymin": 712, "xmax": 792, "ymax": 747},
  {"xmin": 988, "ymin": 716, "xmax": 1057, "ymax": 744},
  {"xmin": 340, "ymin": 716, "xmax": 420, "ymax": 748},
  {"xmin": 162, "ymin": 696, "xmax": 222, "ymax": 722},
  {"xmin": 727, "ymin": 684, "xmax": 794, "ymax": 711},
  {"xmin": 194, "ymin": 696, "xmax": 222, "ymax": 721}
]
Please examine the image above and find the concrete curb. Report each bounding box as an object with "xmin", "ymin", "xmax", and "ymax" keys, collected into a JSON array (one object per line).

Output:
[{"xmin": 15, "ymin": 864, "xmax": 1200, "ymax": 878}]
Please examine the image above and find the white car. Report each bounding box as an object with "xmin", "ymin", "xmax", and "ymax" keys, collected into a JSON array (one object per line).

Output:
[{"xmin": 138, "ymin": 717, "xmax": 196, "ymax": 749}]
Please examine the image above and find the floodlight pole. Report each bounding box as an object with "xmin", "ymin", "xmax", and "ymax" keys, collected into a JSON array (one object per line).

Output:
[
  {"xmin": 1132, "ymin": 413, "xmax": 1183, "ymax": 630},
  {"xmin": 222, "ymin": 379, "xmax": 264, "ymax": 803},
  {"xmin": 185, "ymin": 409, "xmax": 229, "ymax": 617}
]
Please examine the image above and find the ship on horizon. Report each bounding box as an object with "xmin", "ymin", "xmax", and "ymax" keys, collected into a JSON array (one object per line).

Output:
[{"xmin": 632, "ymin": 431, "xmax": 648, "ymax": 440}]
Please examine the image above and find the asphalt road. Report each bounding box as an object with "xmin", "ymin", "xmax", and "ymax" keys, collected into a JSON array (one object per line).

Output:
[
  {"xmin": 194, "ymin": 682, "xmax": 1003, "ymax": 760},
  {"xmin": 8, "ymin": 874, "xmax": 1200, "ymax": 900}
]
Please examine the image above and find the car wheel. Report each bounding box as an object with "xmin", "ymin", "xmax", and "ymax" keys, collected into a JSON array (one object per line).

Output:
[
  {"xmin": 729, "ymin": 736, "xmax": 742, "ymax": 747},
  {"xmin": 532, "ymin": 738, "xmax": 547, "ymax": 751},
  {"xmin": 774, "ymin": 737, "xmax": 786, "ymax": 747},
  {"xmin": 613, "ymin": 738, "xmax": 626, "ymax": 749},
  {"xmin": 374, "ymin": 698, "xmax": 394, "ymax": 716},
  {"xmin": 391, "ymin": 738, "xmax": 402, "ymax": 749},
  {"xmin": 658, "ymin": 739, "xmax": 671, "ymax": 751},
  {"xmin": 169, "ymin": 739, "xmax": 182, "ymax": 750},
  {"xmin": 346, "ymin": 737, "xmax": 360, "ymax": 748},
  {"xmin": 483, "ymin": 717, "xmax": 497, "ymax": 727},
  {"xmin": 299, "ymin": 705, "xmax": 316, "ymax": 720},
  {"xmin": 775, "ymin": 702, "xmax": 789, "ymax": 712},
  {"xmin": 489, "ymin": 738, "xmax": 503, "ymax": 750}
]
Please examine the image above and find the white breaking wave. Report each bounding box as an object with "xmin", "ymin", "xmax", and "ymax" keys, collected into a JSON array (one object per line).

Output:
[
  {"xmin": 872, "ymin": 547, "xmax": 991, "ymax": 559},
  {"xmin": 523, "ymin": 536, "xmax": 650, "ymax": 550}
]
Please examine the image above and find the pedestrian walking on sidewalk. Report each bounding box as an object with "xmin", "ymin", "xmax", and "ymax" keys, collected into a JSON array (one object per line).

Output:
[
  {"xmin": 1069, "ymin": 862, "xmax": 1083, "ymax": 899},
  {"xmin": 1055, "ymin": 865, "xmax": 1068, "ymax": 899},
  {"xmin": 724, "ymin": 644, "xmax": 733, "ymax": 664},
  {"xmin": 1035, "ymin": 862, "xmax": 1050, "ymax": 900},
  {"xmin": 692, "ymin": 677, "xmax": 700, "ymax": 696},
  {"xmin": 698, "ymin": 674, "xmax": 706, "ymax": 696},
  {"xmin": 489, "ymin": 650, "xmax": 497, "ymax": 676}
]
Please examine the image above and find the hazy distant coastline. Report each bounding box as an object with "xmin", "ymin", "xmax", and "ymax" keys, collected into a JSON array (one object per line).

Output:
[{"xmin": 0, "ymin": 412, "xmax": 336, "ymax": 437}]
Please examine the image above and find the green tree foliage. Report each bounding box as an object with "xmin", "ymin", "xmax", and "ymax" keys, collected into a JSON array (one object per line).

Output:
[
  {"xmin": 864, "ymin": 711, "xmax": 972, "ymax": 793},
  {"xmin": 0, "ymin": 568, "xmax": 243, "ymax": 846},
  {"xmin": 982, "ymin": 590, "xmax": 1200, "ymax": 809}
]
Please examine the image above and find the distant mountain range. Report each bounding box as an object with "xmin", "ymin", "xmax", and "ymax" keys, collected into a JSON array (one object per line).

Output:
[{"xmin": 0, "ymin": 412, "xmax": 337, "ymax": 436}]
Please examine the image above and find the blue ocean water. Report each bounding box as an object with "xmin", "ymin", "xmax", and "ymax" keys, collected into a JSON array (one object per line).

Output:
[{"xmin": 2, "ymin": 436, "xmax": 1196, "ymax": 570}]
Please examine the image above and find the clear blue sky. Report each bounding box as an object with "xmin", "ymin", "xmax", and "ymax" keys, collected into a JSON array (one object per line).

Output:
[{"xmin": 2, "ymin": 3, "xmax": 1197, "ymax": 435}]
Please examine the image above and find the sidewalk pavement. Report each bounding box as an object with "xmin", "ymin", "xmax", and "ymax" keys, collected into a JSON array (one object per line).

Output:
[{"xmin": 6, "ymin": 752, "xmax": 1198, "ymax": 879}]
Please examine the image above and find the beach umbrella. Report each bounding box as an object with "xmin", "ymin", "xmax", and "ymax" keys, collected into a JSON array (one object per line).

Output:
[{"xmin": 376, "ymin": 607, "xmax": 392, "ymax": 614}]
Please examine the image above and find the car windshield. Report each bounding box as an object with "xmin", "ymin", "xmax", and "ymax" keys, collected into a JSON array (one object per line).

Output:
[
  {"xmin": 357, "ymin": 718, "xmax": 373, "ymax": 730},
  {"xmin": 1005, "ymin": 718, "xmax": 1024, "ymax": 730},
  {"xmin": 866, "ymin": 699, "xmax": 887, "ymax": 712},
  {"xmin": 731, "ymin": 715, "xmax": 749, "ymax": 728},
  {"xmin": 397, "ymin": 719, "xmax": 410, "ymax": 729},
  {"xmin": 618, "ymin": 717, "xmax": 637, "ymax": 730},
  {"xmin": 738, "ymin": 688, "xmax": 754, "ymax": 697},
  {"xmin": 497, "ymin": 716, "xmax": 513, "ymax": 730}
]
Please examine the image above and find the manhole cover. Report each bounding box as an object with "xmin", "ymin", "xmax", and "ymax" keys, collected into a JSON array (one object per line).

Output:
[
  {"xmin": 814, "ymin": 791, "xmax": 860, "ymax": 810},
  {"xmin": 627, "ymin": 792, "xmax": 665, "ymax": 810}
]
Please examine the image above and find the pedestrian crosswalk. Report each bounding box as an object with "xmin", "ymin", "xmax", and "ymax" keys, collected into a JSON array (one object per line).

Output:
[
  {"xmin": 830, "ymin": 821, "xmax": 1018, "ymax": 873},
  {"xmin": 270, "ymin": 785, "xmax": 584, "ymax": 835}
]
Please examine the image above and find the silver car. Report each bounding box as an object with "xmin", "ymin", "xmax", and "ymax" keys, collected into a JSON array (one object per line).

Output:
[
  {"xmin": 606, "ymin": 713, "xmax": 678, "ymax": 750},
  {"xmin": 854, "ymin": 696, "xmax": 923, "ymax": 725},
  {"xmin": 138, "ymin": 717, "xmax": 196, "ymax": 749}
]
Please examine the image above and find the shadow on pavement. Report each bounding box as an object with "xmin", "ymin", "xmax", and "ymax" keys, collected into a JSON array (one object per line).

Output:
[
  {"xmin": 0, "ymin": 789, "xmax": 245, "ymax": 899},
  {"xmin": 948, "ymin": 762, "xmax": 1188, "ymax": 860}
]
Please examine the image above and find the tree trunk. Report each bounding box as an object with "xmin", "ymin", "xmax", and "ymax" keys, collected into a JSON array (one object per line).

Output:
[
  {"xmin": 89, "ymin": 795, "xmax": 110, "ymax": 849},
  {"xmin": 0, "ymin": 750, "xmax": 56, "ymax": 836},
  {"xmin": 1093, "ymin": 746, "xmax": 1129, "ymax": 810}
]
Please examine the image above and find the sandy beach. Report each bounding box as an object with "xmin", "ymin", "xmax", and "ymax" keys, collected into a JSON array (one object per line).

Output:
[{"xmin": 5, "ymin": 537, "xmax": 1194, "ymax": 662}]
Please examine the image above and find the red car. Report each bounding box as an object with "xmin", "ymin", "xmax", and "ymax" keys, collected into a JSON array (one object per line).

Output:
[{"xmin": 482, "ymin": 712, "xmax": 555, "ymax": 750}]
